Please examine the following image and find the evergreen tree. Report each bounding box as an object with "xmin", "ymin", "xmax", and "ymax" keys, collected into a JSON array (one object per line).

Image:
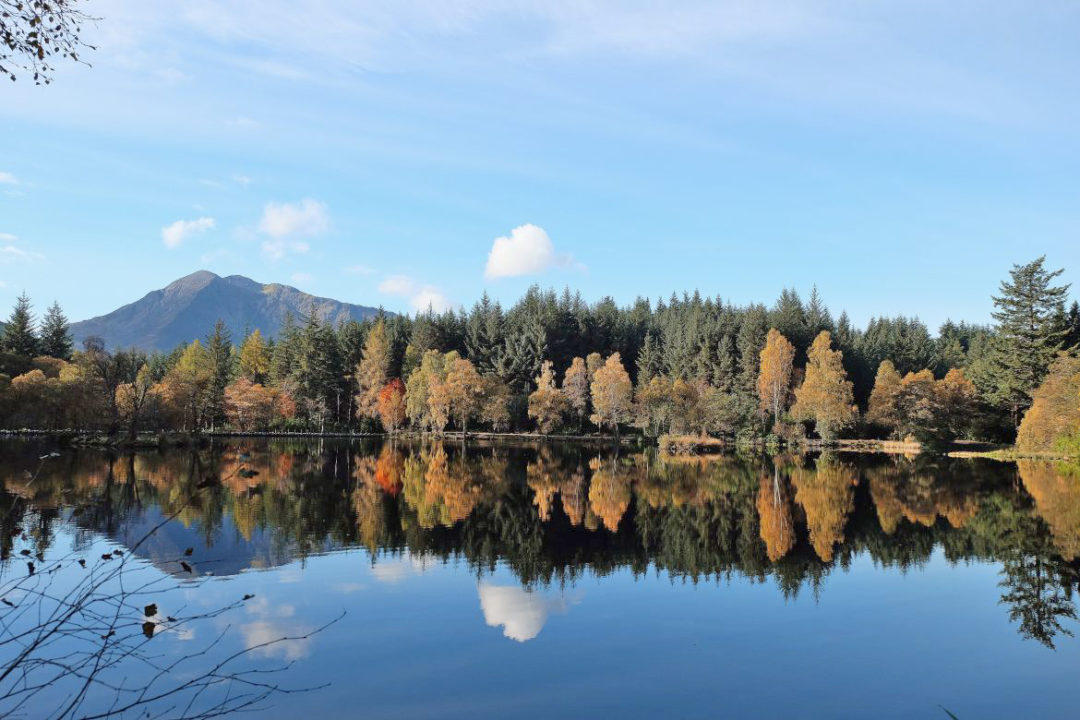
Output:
[
  {"xmin": 2, "ymin": 292, "xmax": 39, "ymax": 358},
  {"xmin": 1064, "ymin": 300, "xmax": 1080, "ymax": 350},
  {"xmin": 635, "ymin": 333, "xmax": 663, "ymax": 385},
  {"xmin": 713, "ymin": 334, "xmax": 737, "ymax": 393},
  {"xmin": 204, "ymin": 320, "xmax": 234, "ymax": 427},
  {"xmin": 39, "ymin": 301, "xmax": 73, "ymax": 360},
  {"xmin": 988, "ymin": 256, "xmax": 1070, "ymax": 425}
]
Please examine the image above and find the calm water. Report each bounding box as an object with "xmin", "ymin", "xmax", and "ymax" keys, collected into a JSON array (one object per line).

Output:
[{"xmin": 2, "ymin": 439, "xmax": 1079, "ymax": 718}]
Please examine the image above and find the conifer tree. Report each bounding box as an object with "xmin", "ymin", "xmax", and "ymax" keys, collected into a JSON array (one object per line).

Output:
[
  {"xmin": 2, "ymin": 292, "xmax": 39, "ymax": 358},
  {"xmin": 867, "ymin": 360, "xmax": 903, "ymax": 434},
  {"xmin": 39, "ymin": 301, "xmax": 73, "ymax": 360},
  {"xmin": 204, "ymin": 320, "xmax": 234, "ymax": 427},
  {"xmin": 355, "ymin": 320, "xmax": 391, "ymax": 422},
  {"xmin": 238, "ymin": 329, "xmax": 270, "ymax": 384},
  {"xmin": 635, "ymin": 333, "xmax": 662, "ymax": 385},
  {"xmin": 988, "ymin": 256, "xmax": 1070, "ymax": 424}
]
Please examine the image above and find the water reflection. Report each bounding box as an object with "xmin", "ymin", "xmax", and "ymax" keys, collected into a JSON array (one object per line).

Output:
[{"xmin": 2, "ymin": 440, "xmax": 1080, "ymax": 649}]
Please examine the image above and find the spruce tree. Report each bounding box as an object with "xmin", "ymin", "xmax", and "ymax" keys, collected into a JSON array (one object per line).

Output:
[
  {"xmin": 204, "ymin": 320, "xmax": 234, "ymax": 427},
  {"xmin": 989, "ymin": 256, "xmax": 1070, "ymax": 424},
  {"xmin": 2, "ymin": 292, "xmax": 39, "ymax": 358},
  {"xmin": 40, "ymin": 301, "xmax": 73, "ymax": 360},
  {"xmin": 635, "ymin": 333, "xmax": 662, "ymax": 384}
]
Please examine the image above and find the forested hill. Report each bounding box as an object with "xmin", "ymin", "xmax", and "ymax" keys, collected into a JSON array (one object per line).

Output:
[{"xmin": 70, "ymin": 271, "xmax": 383, "ymax": 351}]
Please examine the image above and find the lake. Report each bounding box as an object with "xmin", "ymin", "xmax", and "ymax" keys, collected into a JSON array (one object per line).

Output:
[{"xmin": 1, "ymin": 439, "xmax": 1078, "ymax": 719}]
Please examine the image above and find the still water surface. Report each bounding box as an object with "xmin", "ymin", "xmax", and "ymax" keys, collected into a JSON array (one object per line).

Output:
[{"xmin": 2, "ymin": 439, "xmax": 1079, "ymax": 718}]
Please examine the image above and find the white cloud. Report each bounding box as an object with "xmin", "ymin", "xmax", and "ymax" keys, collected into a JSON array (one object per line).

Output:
[
  {"xmin": 0, "ymin": 172, "xmax": 17, "ymax": 185},
  {"xmin": 378, "ymin": 274, "xmax": 452, "ymax": 313},
  {"xmin": 344, "ymin": 264, "xmax": 376, "ymax": 276},
  {"xmin": 232, "ymin": 173, "xmax": 252, "ymax": 186},
  {"xmin": 410, "ymin": 287, "xmax": 452, "ymax": 313},
  {"xmin": 0, "ymin": 245, "xmax": 45, "ymax": 263},
  {"xmin": 484, "ymin": 224, "xmax": 578, "ymax": 279},
  {"xmin": 229, "ymin": 116, "xmax": 258, "ymax": 128},
  {"xmin": 161, "ymin": 216, "xmax": 215, "ymax": 248},
  {"xmin": 290, "ymin": 272, "xmax": 313, "ymax": 284},
  {"xmin": 378, "ymin": 274, "xmax": 415, "ymax": 295},
  {"xmin": 0, "ymin": 233, "xmax": 17, "ymax": 242},
  {"xmin": 256, "ymin": 199, "xmax": 329, "ymax": 260},
  {"xmin": 478, "ymin": 583, "xmax": 567, "ymax": 643}
]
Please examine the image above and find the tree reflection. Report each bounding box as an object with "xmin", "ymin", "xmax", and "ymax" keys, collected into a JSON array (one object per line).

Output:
[{"xmin": 2, "ymin": 439, "xmax": 1079, "ymax": 649}]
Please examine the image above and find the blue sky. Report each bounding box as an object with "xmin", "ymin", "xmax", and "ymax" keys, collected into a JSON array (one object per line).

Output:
[{"xmin": 1, "ymin": 0, "xmax": 1078, "ymax": 330}]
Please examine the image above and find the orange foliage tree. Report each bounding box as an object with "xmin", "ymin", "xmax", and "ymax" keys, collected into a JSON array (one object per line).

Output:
[
  {"xmin": 589, "ymin": 353, "xmax": 633, "ymax": 436},
  {"xmin": 1016, "ymin": 355, "xmax": 1080, "ymax": 454},
  {"xmin": 376, "ymin": 378, "xmax": 407, "ymax": 433}
]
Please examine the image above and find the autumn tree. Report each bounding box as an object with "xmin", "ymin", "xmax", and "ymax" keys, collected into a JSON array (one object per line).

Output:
[
  {"xmin": 479, "ymin": 375, "xmax": 512, "ymax": 432},
  {"xmin": 157, "ymin": 340, "xmax": 215, "ymax": 431},
  {"xmin": 792, "ymin": 331, "xmax": 856, "ymax": 441},
  {"xmin": 0, "ymin": 0, "xmax": 95, "ymax": 83},
  {"xmin": 528, "ymin": 360, "xmax": 569, "ymax": 434},
  {"xmin": 223, "ymin": 378, "xmax": 278, "ymax": 431},
  {"xmin": 757, "ymin": 329, "xmax": 795, "ymax": 427},
  {"xmin": 355, "ymin": 320, "xmax": 391, "ymax": 423},
  {"xmin": 377, "ymin": 378, "xmax": 407, "ymax": 434},
  {"xmin": 634, "ymin": 375, "xmax": 672, "ymax": 437},
  {"xmin": 866, "ymin": 360, "xmax": 903, "ymax": 434},
  {"xmin": 405, "ymin": 349, "xmax": 448, "ymax": 431},
  {"xmin": 562, "ymin": 356, "xmax": 591, "ymax": 430},
  {"xmin": 590, "ymin": 353, "xmax": 632, "ymax": 436},
  {"xmin": 443, "ymin": 356, "xmax": 484, "ymax": 433},
  {"xmin": 116, "ymin": 364, "xmax": 155, "ymax": 439},
  {"xmin": 1016, "ymin": 355, "xmax": 1080, "ymax": 454},
  {"xmin": 238, "ymin": 329, "xmax": 271, "ymax": 384}
]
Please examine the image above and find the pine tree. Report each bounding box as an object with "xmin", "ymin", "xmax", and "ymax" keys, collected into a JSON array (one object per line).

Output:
[
  {"xmin": 635, "ymin": 333, "xmax": 662, "ymax": 385},
  {"xmin": 988, "ymin": 256, "xmax": 1070, "ymax": 425},
  {"xmin": 204, "ymin": 320, "xmax": 234, "ymax": 427},
  {"xmin": 2, "ymin": 292, "xmax": 39, "ymax": 358},
  {"xmin": 39, "ymin": 301, "xmax": 73, "ymax": 360}
]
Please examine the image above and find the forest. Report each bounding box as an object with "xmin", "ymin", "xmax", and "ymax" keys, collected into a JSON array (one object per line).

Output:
[{"xmin": 0, "ymin": 256, "xmax": 1078, "ymax": 453}]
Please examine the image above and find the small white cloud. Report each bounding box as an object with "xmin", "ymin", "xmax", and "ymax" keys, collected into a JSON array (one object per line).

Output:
[
  {"xmin": 198, "ymin": 178, "xmax": 225, "ymax": 189},
  {"xmin": 230, "ymin": 116, "xmax": 258, "ymax": 128},
  {"xmin": 0, "ymin": 245, "xmax": 45, "ymax": 263},
  {"xmin": 484, "ymin": 224, "xmax": 579, "ymax": 279},
  {"xmin": 200, "ymin": 248, "xmax": 232, "ymax": 264},
  {"xmin": 478, "ymin": 583, "xmax": 568, "ymax": 643},
  {"xmin": 0, "ymin": 233, "xmax": 17, "ymax": 242},
  {"xmin": 161, "ymin": 217, "xmax": 215, "ymax": 249},
  {"xmin": 344, "ymin": 264, "xmax": 376, "ymax": 276},
  {"xmin": 0, "ymin": 171, "xmax": 17, "ymax": 185},
  {"xmin": 290, "ymin": 272, "xmax": 313, "ymax": 284},
  {"xmin": 378, "ymin": 274, "xmax": 415, "ymax": 295},
  {"xmin": 411, "ymin": 287, "xmax": 452, "ymax": 313},
  {"xmin": 232, "ymin": 174, "xmax": 252, "ymax": 186},
  {"xmin": 257, "ymin": 199, "xmax": 328, "ymax": 260},
  {"xmin": 378, "ymin": 274, "xmax": 451, "ymax": 312}
]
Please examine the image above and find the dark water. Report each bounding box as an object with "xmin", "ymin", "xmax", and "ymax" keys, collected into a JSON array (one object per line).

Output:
[{"xmin": 2, "ymin": 439, "xmax": 1079, "ymax": 718}]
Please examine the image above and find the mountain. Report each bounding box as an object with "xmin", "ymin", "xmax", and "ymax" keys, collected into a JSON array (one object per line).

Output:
[{"xmin": 70, "ymin": 271, "xmax": 384, "ymax": 351}]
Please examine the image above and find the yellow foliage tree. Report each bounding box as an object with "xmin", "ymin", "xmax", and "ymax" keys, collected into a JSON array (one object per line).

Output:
[
  {"xmin": 792, "ymin": 331, "xmax": 856, "ymax": 441},
  {"xmin": 1016, "ymin": 355, "xmax": 1080, "ymax": 454},
  {"xmin": 589, "ymin": 353, "xmax": 633, "ymax": 436},
  {"xmin": 238, "ymin": 329, "xmax": 270, "ymax": 383},
  {"xmin": 355, "ymin": 320, "xmax": 391, "ymax": 423},
  {"xmin": 757, "ymin": 329, "xmax": 795, "ymax": 426},
  {"xmin": 792, "ymin": 454, "xmax": 856, "ymax": 562},
  {"xmin": 757, "ymin": 467, "xmax": 795, "ymax": 561},
  {"xmin": 528, "ymin": 360, "xmax": 570, "ymax": 434},
  {"xmin": 867, "ymin": 360, "xmax": 903, "ymax": 433}
]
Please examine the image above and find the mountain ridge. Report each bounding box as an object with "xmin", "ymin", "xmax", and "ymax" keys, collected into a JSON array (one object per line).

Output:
[{"xmin": 71, "ymin": 271, "xmax": 384, "ymax": 351}]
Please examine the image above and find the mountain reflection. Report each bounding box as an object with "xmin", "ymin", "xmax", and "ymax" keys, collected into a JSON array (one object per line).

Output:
[{"xmin": 2, "ymin": 440, "xmax": 1080, "ymax": 648}]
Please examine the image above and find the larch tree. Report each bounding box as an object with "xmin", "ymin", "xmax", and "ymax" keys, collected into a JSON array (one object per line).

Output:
[
  {"xmin": 376, "ymin": 378, "xmax": 407, "ymax": 434},
  {"xmin": 528, "ymin": 360, "xmax": 569, "ymax": 434},
  {"xmin": 866, "ymin": 360, "xmax": 903, "ymax": 435},
  {"xmin": 238, "ymin": 329, "xmax": 271, "ymax": 384},
  {"xmin": 792, "ymin": 331, "xmax": 856, "ymax": 441},
  {"xmin": 1015, "ymin": 355, "xmax": 1080, "ymax": 453},
  {"xmin": 39, "ymin": 301, "xmax": 73, "ymax": 360},
  {"xmin": 443, "ymin": 356, "xmax": 485, "ymax": 433},
  {"xmin": 989, "ymin": 256, "xmax": 1071, "ymax": 425},
  {"xmin": 158, "ymin": 340, "xmax": 215, "ymax": 431},
  {"xmin": 115, "ymin": 364, "xmax": 154, "ymax": 439},
  {"xmin": 590, "ymin": 353, "xmax": 632, "ymax": 437},
  {"xmin": 562, "ymin": 356, "xmax": 591, "ymax": 430},
  {"xmin": 757, "ymin": 329, "xmax": 795, "ymax": 427},
  {"xmin": 2, "ymin": 292, "xmax": 39, "ymax": 358},
  {"xmin": 355, "ymin": 320, "xmax": 391, "ymax": 423}
]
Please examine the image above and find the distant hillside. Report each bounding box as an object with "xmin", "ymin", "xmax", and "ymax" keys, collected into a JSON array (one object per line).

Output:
[{"xmin": 71, "ymin": 271, "xmax": 384, "ymax": 351}]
